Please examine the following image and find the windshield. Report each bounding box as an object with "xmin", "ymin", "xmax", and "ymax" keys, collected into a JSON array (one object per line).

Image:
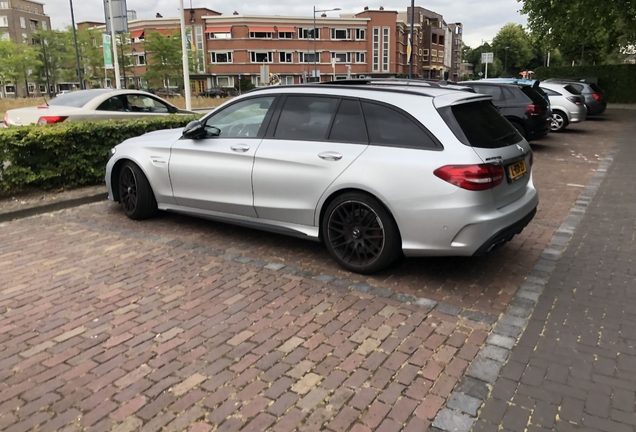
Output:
[
  {"xmin": 48, "ymin": 90, "xmax": 110, "ymax": 107},
  {"xmin": 438, "ymin": 100, "xmax": 523, "ymax": 149}
]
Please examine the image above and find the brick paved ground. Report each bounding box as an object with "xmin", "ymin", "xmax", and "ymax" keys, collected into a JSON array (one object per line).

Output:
[
  {"xmin": 0, "ymin": 111, "xmax": 631, "ymax": 432},
  {"xmin": 472, "ymin": 112, "xmax": 636, "ymax": 432}
]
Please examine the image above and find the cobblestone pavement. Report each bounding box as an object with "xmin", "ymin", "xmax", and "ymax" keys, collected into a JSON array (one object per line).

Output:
[
  {"xmin": 0, "ymin": 111, "xmax": 632, "ymax": 432},
  {"xmin": 471, "ymin": 114, "xmax": 636, "ymax": 432}
]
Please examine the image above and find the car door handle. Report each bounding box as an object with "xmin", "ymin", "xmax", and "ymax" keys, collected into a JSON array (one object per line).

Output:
[
  {"xmin": 318, "ymin": 151, "xmax": 343, "ymax": 161},
  {"xmin": 230, "ymin": 144, "xmax": 250, "ymax": 153}
]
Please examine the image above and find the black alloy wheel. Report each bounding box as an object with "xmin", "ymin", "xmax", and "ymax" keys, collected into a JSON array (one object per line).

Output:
[
  {"xmin": 118, "ymin": 161, "xmax": 158, "ymax": 220},
  {"xmin": 323, "ymin": 192, "xmax": 401, "ymax": 274}
]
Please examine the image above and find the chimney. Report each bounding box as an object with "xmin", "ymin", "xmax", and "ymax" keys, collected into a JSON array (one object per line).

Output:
[
  {"xmin": 233, "ymin": 11, "xmax": 239, "ymax": 15},
  {"xmin": 379, "ymin": 6, "xmax": 384, "ymax": 10},
  {"xmin": 363, "ymin": 6, "xmax": 368, "ymax": 10},
  {"xmin": 156, "ymin": 13, "xmax": 163, "ymax": 18}
]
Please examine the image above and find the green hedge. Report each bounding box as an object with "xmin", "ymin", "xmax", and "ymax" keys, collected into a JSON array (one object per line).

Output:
[
  {"xmin": 534, "ymin": 64, "xmax": 636, "ymax": 103},
  {"xmin": 0, "ymin": 115, "xmax": 200, "ymax": 195}
]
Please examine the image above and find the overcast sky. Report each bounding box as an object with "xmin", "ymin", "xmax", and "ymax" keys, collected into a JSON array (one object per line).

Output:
[{"xmin": 48, "ymin": 0, "xmax": 527, "ymax": 47}]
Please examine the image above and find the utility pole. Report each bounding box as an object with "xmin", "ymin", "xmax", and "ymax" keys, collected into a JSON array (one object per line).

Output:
[
  {"xmin": 179, "ymin": 0, "xmax": 192, "ymax": 110},
  {"xmin": 120, "ymin": 35, "xmax": 126, "ymax": 88},
  {"xmin": 408, "ymin": 0, "xmax": 414, "ymax": 78},
  {"xmin": 107, "ymin": 0, "xmax": 121, "ymax": 88},
  {"xmin": 69, "ymin": 0, "xmax": 84, "ymax": 89}
]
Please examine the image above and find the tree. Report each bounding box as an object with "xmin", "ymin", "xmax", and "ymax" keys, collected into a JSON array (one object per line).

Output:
[
  {"xmin": 519, "ymin": 0, "xmax": 635, "ymax": 63},
  {"xmin": 492, "ymin": 23, "xmax": 534, "ymax": 77},
  {"xmin": 144, "ymin": 30, "xmax": 183, "ymax": 89},
  {"xmin": 0, "ymin": 39, "xmax": 42, "ymax": 97}
]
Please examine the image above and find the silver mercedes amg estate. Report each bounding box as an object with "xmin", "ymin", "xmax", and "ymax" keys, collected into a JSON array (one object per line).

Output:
[{"xmin": 105, "ymin": 80, "xmax": 538, "ymax": 274}]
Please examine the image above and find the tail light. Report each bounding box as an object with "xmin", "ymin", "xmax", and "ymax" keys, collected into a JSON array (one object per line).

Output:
[
  {"xmin": 434, "ymin": 164, "xmax": 504, "ymax": 191},
  {"xmin": 525, "ymin": 104, "xmax": 542, "ymax": 116},
  {"xmin": 566, "ymin": 96, "xmax": 582, "ymax": 104},
  {"xmin": 37, "ymin": 116, "xmax": 68, "ymax": 126},
  {"xmin": 592, "ymin": 93, "xmax": 603, "ymax": 101}
]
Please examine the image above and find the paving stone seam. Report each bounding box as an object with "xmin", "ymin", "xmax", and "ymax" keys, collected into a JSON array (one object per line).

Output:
[
  {"xmin": 50, "ymin": 209, "xmax": 499, "ymax": 328},
  {"xmin": 429, "ymin": 150, "xmax": 619, "ymax": 432}
]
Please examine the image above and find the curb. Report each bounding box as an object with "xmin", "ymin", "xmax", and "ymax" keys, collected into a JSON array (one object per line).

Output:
[{"xmin": 0, "ymin": 192, "xmax": 108, "ymax": 223}]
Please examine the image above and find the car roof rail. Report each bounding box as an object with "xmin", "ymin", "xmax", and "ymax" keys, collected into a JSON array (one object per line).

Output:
[{"xmin": 318, "ymin": 78, "xmax": 443, "ymax": 88}]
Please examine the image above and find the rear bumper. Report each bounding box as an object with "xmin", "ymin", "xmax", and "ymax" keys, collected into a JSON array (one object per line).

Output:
[
  {"xmin": 586, "ymin": 101, "xmax": 606, "ymax": 116},
  {"xmin": 473, "ymin": 206, "xmax": 537, "ymax": 255},
  {"xmin": 527, "ymin": 117, "xmax": 551, "ymax": 140}
]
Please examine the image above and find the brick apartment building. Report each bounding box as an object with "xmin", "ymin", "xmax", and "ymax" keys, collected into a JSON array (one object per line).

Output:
[
  {"xmin": 0, "ymin": 0, "xmax": 51, "ymax": 97},
  {"xmin": 82, "ymin": 5, "xmax": 462, "ymax": 91}
]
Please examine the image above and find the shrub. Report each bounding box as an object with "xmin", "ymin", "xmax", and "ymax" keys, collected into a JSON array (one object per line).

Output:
[
  {"xmin": 0, "ymin": 115, "xmax": 200, "ymax": 195},
  {"xmin": 534, "ymin": 64, "xmax": 636, "ymax": 103}
]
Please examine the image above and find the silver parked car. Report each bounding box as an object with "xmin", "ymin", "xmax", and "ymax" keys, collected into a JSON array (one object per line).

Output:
[
  {"xmin": 105, "ymin": 82, "xmax": 538, "ymax": 273},
  {"xmin": 3, "ymin": 89, "xmax": 195, "ymax": 126},
  {"xmin": 539, "ymin": 82, "xmax": 586, "ymax": 132}
]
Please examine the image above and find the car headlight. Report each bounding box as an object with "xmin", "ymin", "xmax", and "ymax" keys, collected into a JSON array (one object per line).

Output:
[{"xmin": 107, "ymin": 147, "xmax": 116, "ymax": 161}]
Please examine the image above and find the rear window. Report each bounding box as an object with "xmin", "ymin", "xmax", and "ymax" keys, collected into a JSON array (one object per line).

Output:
[
  {"xmin": 439, "ymin": 101, "xmax": 522, "ymax": 149},
  {"xmin": 48, "ymin": 91, "xmax": 107, "ymax": 108},
  {"xmin": 564, "ymin": 84, "xmax": 581, "ymax": 95},
  {"xmin": 589, "ymin": 83, "xmax": 603, "ymax": 93},
  {"xmin": 521, "ymin": 86, "xmax": 548, "ymax": 106}
]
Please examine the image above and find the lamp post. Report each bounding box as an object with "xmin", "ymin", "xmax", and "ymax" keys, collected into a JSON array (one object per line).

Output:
[
  {"xmin": 179, "ymin": 0, "xmax": 192, "ymax": 110},
  {"xmin": 131, "ymin": 47, "xmax": 137, "ymax": 88},
  {"xmin": 120, "ymin": 35, "xmax": 126, "ymax": 88},
  {"xmin": 69, "ymin": 0, "xmax": 84, "ymax": 89},
  {"xmin": 313, "ymin": 7, "xmax": 341, "ymax": 82},
  {"xmin": 504, "ymin": 46, "xmax": 509, "ymax": 77}
]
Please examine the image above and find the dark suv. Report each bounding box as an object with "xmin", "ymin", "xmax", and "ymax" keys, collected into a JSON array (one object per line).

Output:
[
  {"xmin": 458, "ymin": 81, "xmax": 551, "ymax": 141},
  {"xmin": 543, "ymin": 79, "xmax": 606, "ymax": 116}
]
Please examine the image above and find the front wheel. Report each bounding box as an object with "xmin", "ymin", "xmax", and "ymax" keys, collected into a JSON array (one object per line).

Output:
[
  {"xmin": 322, "ymin": 192, "xmax": 401, "ymax": 274},
  {"xmin": 550, "ymin": 111, "xmax": 569, "ymax": 132},
  {"xmin": 118, "ymin": 161, "xmax": 158, "ymax": 220}
]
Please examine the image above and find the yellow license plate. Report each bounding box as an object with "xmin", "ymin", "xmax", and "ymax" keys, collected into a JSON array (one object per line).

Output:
[{"xmin": 508, "ymin": 159, "xmax": 527, "ymax": 181}]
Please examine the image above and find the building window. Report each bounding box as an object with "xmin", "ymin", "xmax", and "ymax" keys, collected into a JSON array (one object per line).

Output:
[
  {"xmin": 39, "ymin": 84, "xmax": 45, "ymax": 92},
  {"xmin": 250, "ymin": 31, "xmax": 272, "ymax": 38},
  {"xmin": 382, "ymin": 27, "xmax": 389, "ymax": 72},
  {"xmin": 431, "ymin": 49, "xmax": 437, "ymax": 57},
  {"xmin": 250, "ymin": 52, "xmax": 272, "ymax": 63},
  {"xmin": 28, "ymin": 83, "xmax": 35, "ymax": 93},
  {"xmin": 5, "ymin": 84, "xmax": 15, "ymax": 93},
  {"xmin": 21, "ymin": 33, "xmax": 27, "ymax": 42},
  {"xmin": 210, "ymin": 51, "xmax": 232, "ymax": 63},
  {"xmin": 372, "ymin": 27, "xmax": 379, "ymax": 72},
  {"xmin": 299, "ymin": 52, "xmax": 317, "ymax": 63},
  {"xmin": 208, "ymin": 32, "xmax": 231, "ymax": 39},
  {"xmin": 1, "ymin": 32, "xmax": 9, "ymax": 40},
  {"xmin": 30, "ymin": 20, "xmax": 37, "ymax": 31},
  {"xmin": 279, "ymin": 52, "xmax": 293, "ymax": 63},
  {"xmin": 330, "ymin": 28, "xmax": 351, "ymax": 40},
  {"xmin": 0, "ymin": 2, "xmax": 7, "ymax": 9},
  {"xmin": 432, "ymin": 34, "xmax": 437, "ymax": 44},
  {"xmin": 438, "ymin": 51, "xmax": 444, "ymax": 61},
  {"xmin": 136, "ymin": 54, "xmax": 146, "ymax": 65},
  {"xmin": 355, "ymin": 52, "xmax": 365, "ymax": 63},
  {"xmin": 20, "ymin": 17, "xmax": 26, "ymax": 28},
  {"xmin": 34, "ymin": 7, "xmax": 38, "ymax": 13},
  {"xmin": 439, "ymin": 35, "xmax": 444, "ymax": 45},
  {"xmin": 252, "ymin": 75, "xmax": 261, "ymax": 87},
  {"xmin": 284, "ymin": 76, "xmax": 294, "ymax": 85},
  {"xmin": 195, "ymin": 25, "xmax": 204, "ymax": 73},
  {"xmin": 298, "ymin": 27, "xmax": 318, "ymax": 39},
  {"xmin": 278, "ymin": 32, "xmax": 293, "ymax": 39},
  {"xmin": 26, "ymin": 6, "xmax": 30, "ymax": 11},
  {"xmin": 355, "ymin": 28, "xmax": 365, "ymax": 40},
  {"xmin": 217, "ymin": 76, "xmax": 234, "ymax": 87},
  {"xmin": 331, "ymin": 52, "xmax": 350, "ymax": 63}
]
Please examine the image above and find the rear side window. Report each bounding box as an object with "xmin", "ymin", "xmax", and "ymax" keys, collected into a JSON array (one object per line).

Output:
[
  {"xmin": 328, "ymin": 99, "xmax": 368, "ymax": 144},
  {"xmin": 541, "ymin": 87, "xmax": 561, "ymax": 96},
  {"xmin": 439, "ymin": 101, "xmax": 522, "ymax": 149},
  {"xmin": 361, "ymin": 101, "xmax": 439, "ymax": 149},
  {"xmin": 471, "ymin": 85, "xmax": 503, "ymax": 101},
  {"xmin": 589, "ymin": 83, "xmax": 603, "ymax": 93},
  {"xmin": 564, "ymin": 84, "xmax": 581, "ymax": 95},
  {"xmin": 570, "ymin": 83, "xmax": 584, "ymax": 93},
  {"xmin": 274, "ymin": 96, "xmax": 339, "ymax": 141}
]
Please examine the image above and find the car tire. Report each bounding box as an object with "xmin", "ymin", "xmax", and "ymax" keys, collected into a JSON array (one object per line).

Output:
[
  {"xmin": 550, "ymin": 110, "xmax": 568, "ymax": 132},
  {"xmin": 322, "ymin": 192, "xmax": 401, "ymax": 274},
  {"xmin": 118, "ymin": 161, "xmax": 158, "ymax": 220},
  {"xmin": 510, "ymin": 121, "xmax": 526, "ymax": 139}
]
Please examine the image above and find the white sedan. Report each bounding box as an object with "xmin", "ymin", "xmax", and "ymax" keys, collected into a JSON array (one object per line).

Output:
[{"xmin": 3, "ymin": 89, "xmax": 196, "ymax": 126}]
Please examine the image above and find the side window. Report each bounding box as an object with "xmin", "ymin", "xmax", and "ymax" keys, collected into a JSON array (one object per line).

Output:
[
  {"xmin": 96, "ymin": 96, "xmax": 126, "ymax": 112},
  {"xmin": 361, "ymin": 101, "xmax": 438, "ymax": 149},
  {"xmin": 541, "ymin": 88, "xmax": 560, "ymax": 96},
  {"xmin": 204, "ymin": 96, "xmax": 275, "ymax": 138},
  {"xmin": 126, "ymin": 95, "xmax": 170, "ymax": 113},
  {"xmin": 328, "ymin": 99, "xmax": 368, "ymax": 144},
  {"xmin": 570, "ymin": 83, "xmax": 584, "ymax": 93},
  {"xmin": 472, "ymin": 85, "xmax": 503, "ymax": 101},
  {"xmin": 502, "ymin": 87, "xmax": 516, "ymax": 100},
  {"xmin": 274, "ymin": 96, "xmax": 339, "ymax": 141}
]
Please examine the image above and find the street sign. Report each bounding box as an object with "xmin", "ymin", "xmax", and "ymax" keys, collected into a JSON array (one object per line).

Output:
[
  {"xmin": 481, "ymin": 52, "xmax": 494, "ymax": 64},
  {"xmin": 103, "ymin": 34, "xmax": 114, "ymax": 69},
  {"xmin": 103, "ymin": 0, "xmax": 129, "ymax": 34},
  {"xmin": 478, "ymin": 71, "xmax": 483, "ymax": 77}
]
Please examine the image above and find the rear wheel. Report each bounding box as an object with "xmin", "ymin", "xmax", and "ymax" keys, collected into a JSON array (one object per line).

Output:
[
  {"xmin": 511, "ymin": 121, "xmax": 526, "ymax": 139},
  {"xmin": 550, "ymin": 110, "xmax": 568, "ymax": 132},
  {"xmin": 322, "ymin": 192, "xmax": 401, "ymax": 274},
  {"xmin": 118, "ymin": 161, "xmax": 157, "ymax": 220}
]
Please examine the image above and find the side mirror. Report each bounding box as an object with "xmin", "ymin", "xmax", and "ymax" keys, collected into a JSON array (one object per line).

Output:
[
  {"xmin": 168, "ymin": 105, "xmax": 178, "ymax": 114},
  {"xmin": 182, "ymin": 120, "xmax": 205, "ymax": 139}
]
